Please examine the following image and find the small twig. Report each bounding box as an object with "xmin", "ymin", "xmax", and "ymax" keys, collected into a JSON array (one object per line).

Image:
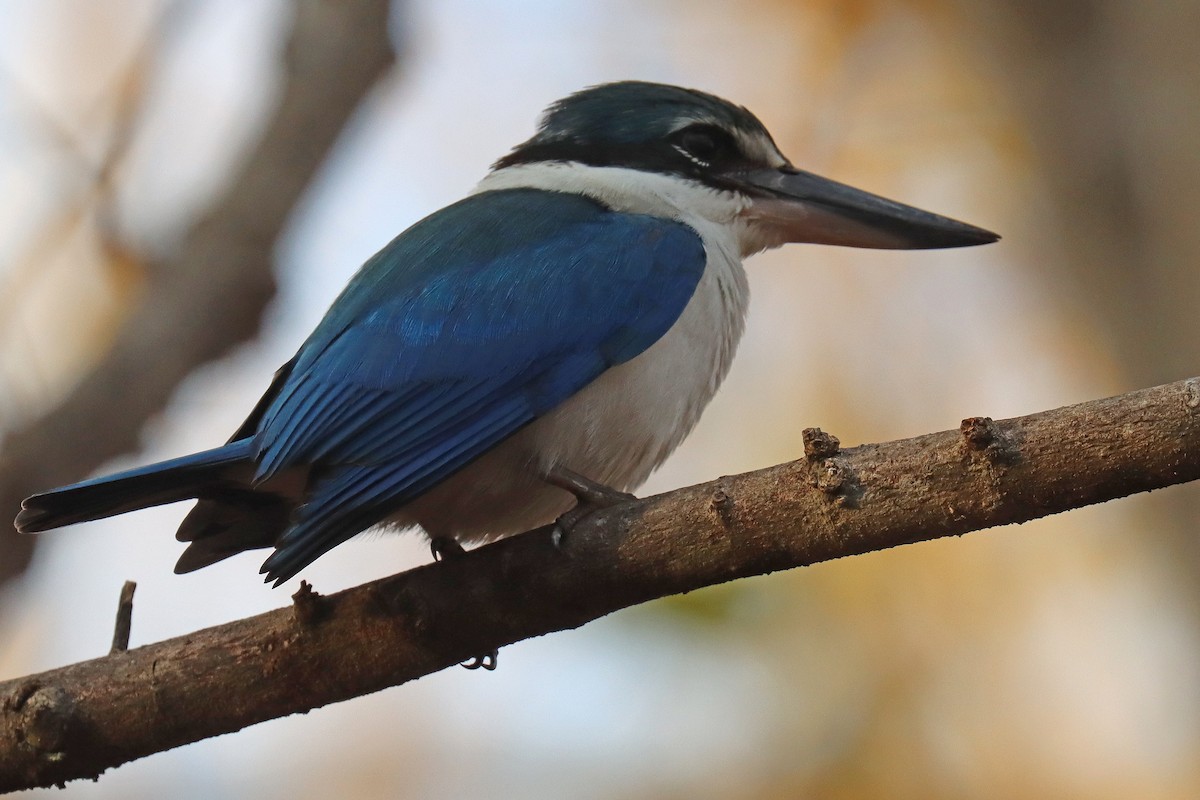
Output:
[{"xmin": 109, "ymin": 581, "xmax": 137, "ymax": 655}]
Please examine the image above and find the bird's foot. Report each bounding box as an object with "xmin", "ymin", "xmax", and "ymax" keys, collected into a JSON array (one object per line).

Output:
[
  {"xmin": 430, "ymin": 536, "xmax": 467, "ymax": 562},
  {"xmin": 429, "ymin": 538, "xmax": 496, "ymax": 670},
  {"xmin": 545, "ymin": 466, "xmax": 636, "ymax": 540}
]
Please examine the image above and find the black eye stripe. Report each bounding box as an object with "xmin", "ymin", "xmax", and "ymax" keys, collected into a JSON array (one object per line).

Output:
[
  {"xmin": 671, "ymin": 124, "xmax": 738, "ymax": 165},
  {"xmin": 493, "ymin": 122, "xmax": 755, "ymax": 178}
]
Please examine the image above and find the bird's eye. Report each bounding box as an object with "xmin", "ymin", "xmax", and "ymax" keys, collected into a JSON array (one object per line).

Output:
[{"xmin": 672, "ymin": 125, "xmax": 735, "ymax": 167}]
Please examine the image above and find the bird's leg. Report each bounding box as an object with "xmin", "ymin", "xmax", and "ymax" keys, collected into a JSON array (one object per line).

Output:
[{"xmin": 545, "ymin": 465, "xmax": 637, "ymax": 535}]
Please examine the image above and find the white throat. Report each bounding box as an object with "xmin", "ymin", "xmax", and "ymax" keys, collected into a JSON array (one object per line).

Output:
[{"xmin": 473, "ymin": 161, "xmax": 772, "ymax": 258}]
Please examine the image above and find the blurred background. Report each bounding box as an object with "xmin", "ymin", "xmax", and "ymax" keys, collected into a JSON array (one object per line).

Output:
[{"xmin": 1, "ymin": 0, "xmax": 1199, "ymax": 797}]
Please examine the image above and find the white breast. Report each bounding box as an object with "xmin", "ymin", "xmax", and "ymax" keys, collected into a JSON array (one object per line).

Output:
[
  {"xmin": 523, "ymin": 229, "xmax": 748, "ymax": 479},
  {"xmin": 393, "ymin": 163, "xmax": 752, "ymax": 542}
]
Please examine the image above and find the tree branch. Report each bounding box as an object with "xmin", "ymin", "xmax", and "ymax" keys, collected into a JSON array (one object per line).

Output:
[
  {"xmin": 3, "ymin": 377, "xmax": 1199, "ymax": 790},
  {"xmin": 0, "ymin": 0, "xmax": 395, "ymax": 587}
]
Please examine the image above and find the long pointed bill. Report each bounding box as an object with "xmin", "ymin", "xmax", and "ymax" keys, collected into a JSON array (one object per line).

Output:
[{"xmin": 734, "ymin": 166, "xmax": 999, "ymax": 250}]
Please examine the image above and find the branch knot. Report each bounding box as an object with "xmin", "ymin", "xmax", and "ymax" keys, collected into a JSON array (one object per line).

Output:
[{"xmin": 802, "ymin": 428, "xmax": 841, "ymax": 460}]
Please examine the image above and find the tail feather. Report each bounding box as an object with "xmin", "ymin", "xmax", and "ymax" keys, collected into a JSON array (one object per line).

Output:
[
  {"xmin": 15, "ymin": 439, "xmax": 257, "ymax": 533},
  {"xmin": 173, "ymin": 495, "xmax": 292, "ymax": 573}
]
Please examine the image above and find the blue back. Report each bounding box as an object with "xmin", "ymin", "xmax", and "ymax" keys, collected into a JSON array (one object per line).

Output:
[{"xmin": 253, "ymin": 188, "xmax": 706, "ymax": 582}]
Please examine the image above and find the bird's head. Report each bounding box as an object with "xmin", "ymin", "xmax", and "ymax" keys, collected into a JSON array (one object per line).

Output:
[{"xmin": 490, "ymin": 81, "xmax": 998, "ymax": 254}]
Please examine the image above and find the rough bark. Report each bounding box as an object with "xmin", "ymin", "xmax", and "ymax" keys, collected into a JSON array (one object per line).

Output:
[
  {"xmin": 2, "ymin": 376, "xmax": 1198, "ymax": 791},
  {"xmin": 0, "ymin": 0, "xmax": 396, "ymax": 587}
]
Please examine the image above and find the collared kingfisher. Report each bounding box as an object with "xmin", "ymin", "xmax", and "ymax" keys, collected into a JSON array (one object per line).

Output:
[{"xmin": 16, "ymin": 81, "xmax": 998, "ymax": 586}]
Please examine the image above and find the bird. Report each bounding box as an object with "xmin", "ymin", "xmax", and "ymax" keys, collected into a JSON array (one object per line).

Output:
[{"xmin": 15, "ymin": 81, "xmax": 998, "ymax": 587}]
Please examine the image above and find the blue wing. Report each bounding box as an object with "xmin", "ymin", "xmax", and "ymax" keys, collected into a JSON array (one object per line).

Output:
[{"xmin": 255, "ymin": 188, "xmax": 706, "ymax": 583}]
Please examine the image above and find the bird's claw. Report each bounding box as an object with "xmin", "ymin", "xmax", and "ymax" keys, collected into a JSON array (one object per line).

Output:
[
  {"xmin": 461, "ymin": 650, "xmax": 498, "ymax": 671},
  {"xmin": 430, "ymin": 536, "xmax": 467, "ymax": 562}
]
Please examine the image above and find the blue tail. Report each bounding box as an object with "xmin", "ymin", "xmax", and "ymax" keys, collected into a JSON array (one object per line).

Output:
[{"xmin": 15, "ymin": 439, "xmax": 256, "ymax": 533}]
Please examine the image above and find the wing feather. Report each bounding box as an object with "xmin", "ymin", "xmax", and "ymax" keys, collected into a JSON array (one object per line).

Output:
[{"xmin": 248, "ymin": 189, "xmax": 707, "ymax": 582}]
